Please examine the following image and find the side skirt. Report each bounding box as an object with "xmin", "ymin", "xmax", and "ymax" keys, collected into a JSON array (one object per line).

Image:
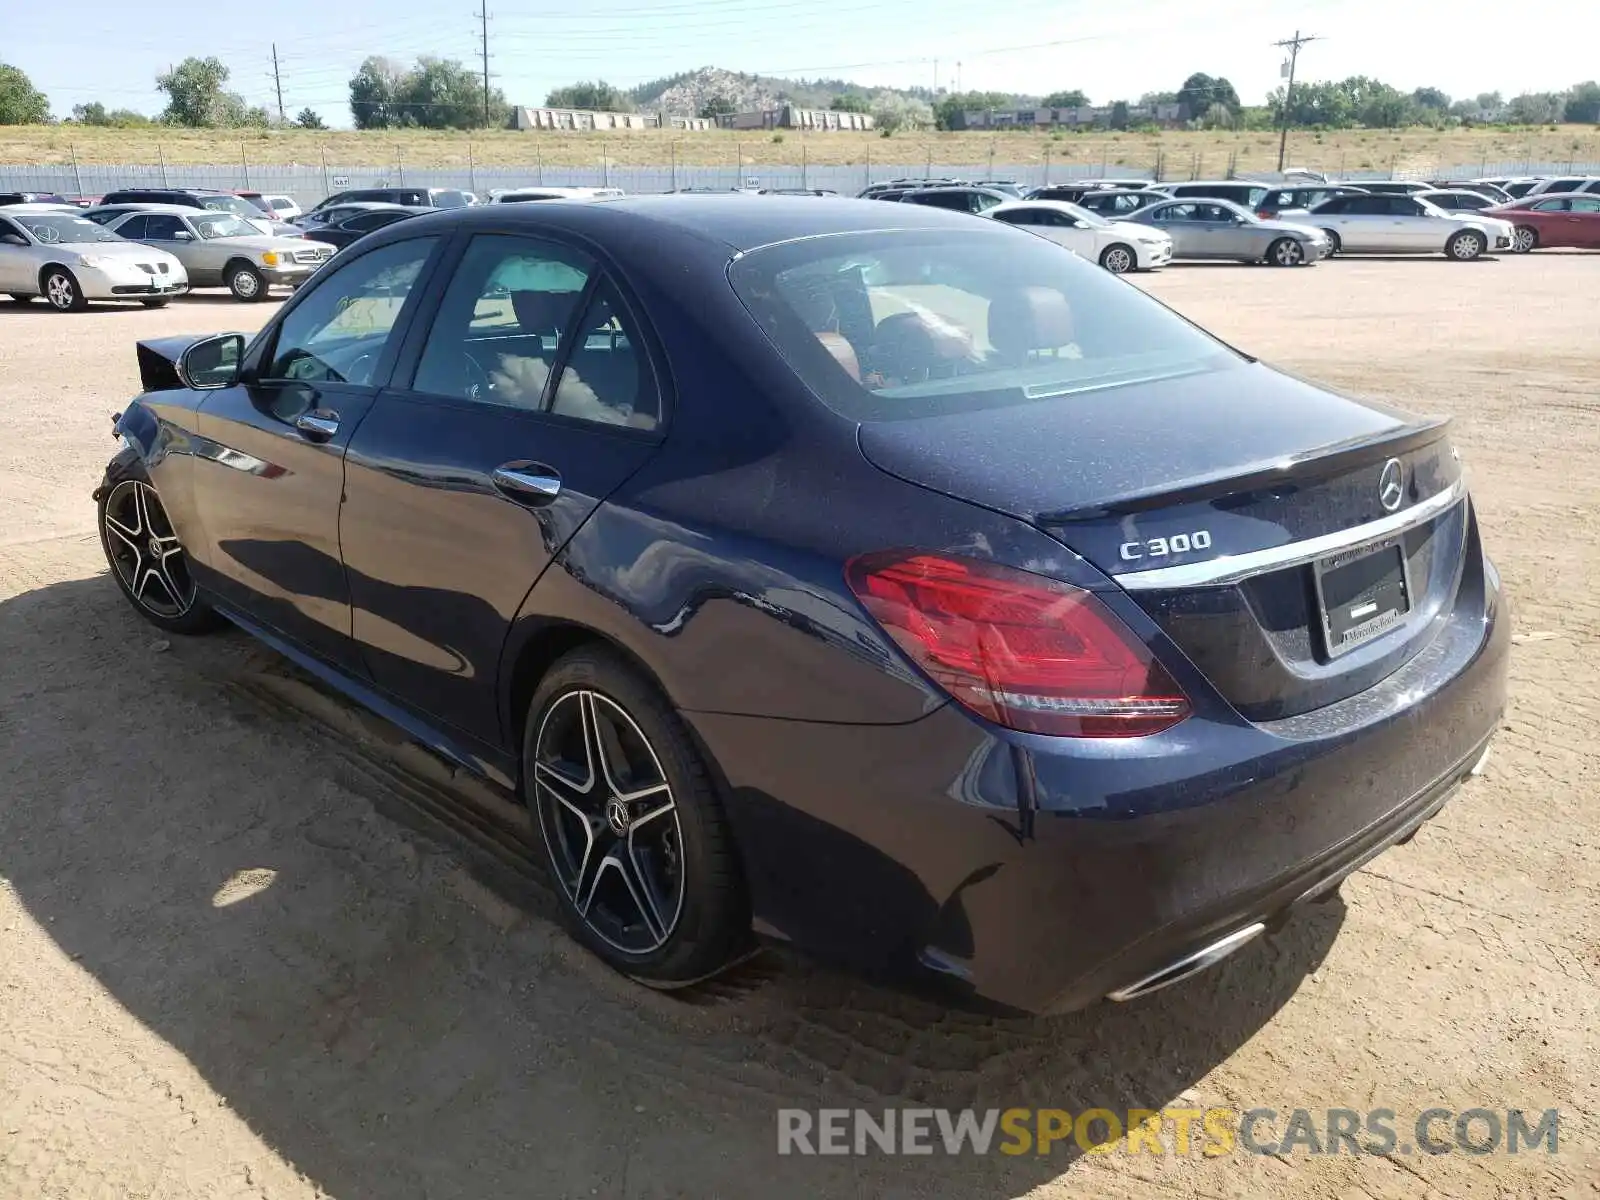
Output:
[{"xmin": 212, "ymin": 600, "xmax": 519, "ymax": 791}]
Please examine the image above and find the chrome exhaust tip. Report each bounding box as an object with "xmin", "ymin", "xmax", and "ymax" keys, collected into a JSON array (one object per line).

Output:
[{"xmin": 1106, "ymin": 922, "xmax": 1267, "ymax": 1003}]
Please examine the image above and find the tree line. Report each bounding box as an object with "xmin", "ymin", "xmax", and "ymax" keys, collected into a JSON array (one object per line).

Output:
[
  {"xmin": 0, "ymin": 58, "xmax": 327, "ymax": 129},
  {"xmin": 2, "ymin": 57, "xmax": 1597, "ymax": 135}
]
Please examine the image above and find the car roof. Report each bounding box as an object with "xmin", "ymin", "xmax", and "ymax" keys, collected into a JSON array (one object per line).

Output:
[
  {"xmin": 92, "ymin": 202, "xmax": 196, "ymax": 213},
  {"xmin": 989, "ymin": 199, "xmax": 1092, "ymax": 215},
  {"xmin": 1147, "ymin": 195, "xmax": 1249, "ymax": 212},
  {"xmin": 393, "ymin": 193, "xmax": 1015, "ymax": 253}
]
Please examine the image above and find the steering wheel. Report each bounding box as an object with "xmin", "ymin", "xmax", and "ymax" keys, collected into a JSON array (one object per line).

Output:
[{"xmin": 463, "ymin": 351, "xmax": 494, "ymax": 403}]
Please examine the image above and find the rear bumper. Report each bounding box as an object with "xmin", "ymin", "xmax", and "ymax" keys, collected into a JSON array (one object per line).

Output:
[{"xmin": 690, "ymin": 551, "xmax": 1509, "ymax": 1015}]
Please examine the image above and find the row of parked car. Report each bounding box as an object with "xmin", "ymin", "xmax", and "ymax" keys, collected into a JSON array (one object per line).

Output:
[
  {"xmin": 2, "ymin": 170, "xmax": 1593, "ymax": 309},
  {"xmin": 854, "ymin": 173, "xmax": 1600, "ymax": 271}
]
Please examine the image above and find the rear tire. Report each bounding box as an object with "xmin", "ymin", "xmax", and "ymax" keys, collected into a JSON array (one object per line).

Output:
[
  {"xmin": 42, "ymin": 267, "xmax": 87, "ymax": 312},
  {"xmin": 1447, "ymin": 230, "xmax": 1486, "ymax": 261},
  {"xmin": 1098, "ymin": 243, "xmax": 1136, "ymax": 274},
  {"xmin": 97, "ymin": 454, "xmax": 225, "ymax": 635},
  {"xmin": 1267, "ymin": 237, "xmax": 1307, "ymax": 267},
  {"xmin": 1511, "ymin": 225, "xmax": 1538, "ymax": 254},
  {"xmin": 523, "ymin": 646, "xmax": 749, "ymax": 987},
  {"xmin": 226, "ymin": 262, "xmax": 267, "ymax": 302}
]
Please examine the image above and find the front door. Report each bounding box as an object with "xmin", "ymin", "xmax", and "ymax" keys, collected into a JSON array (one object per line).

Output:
[
  {"xmin": 1187, "ymin": 202, "xmax": 1241, "ymax": 258},
  {"xmin": 1386, "ymin": 197, "xmax": 1442, "ymax": 251},
  {"xmin": 138, "ymin": 212, "xmax": 207, "ymax": 283},
  {"xmin": 339, "ymin": 231, "xmax": 664, "ymax": 747},
  {"xmin": 1564, "ymin": 197, "xmax": 1600, "ymax": 247},
  {"xmin": 190, "ymin": 235, "xmax": 443, "ymax": 671}
]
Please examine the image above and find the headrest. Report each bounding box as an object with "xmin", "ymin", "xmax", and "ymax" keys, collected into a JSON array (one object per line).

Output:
[
  {"xmin": 814, "ymin": 331, "xmax": 861, "ymax": 382},
  {"xmin": 510, "ymin": 289, "xmax": 583, "ymax": 336},
  {"xmin": 987, "ymin": 287, "xmax": 1076, "ymax": 361}
]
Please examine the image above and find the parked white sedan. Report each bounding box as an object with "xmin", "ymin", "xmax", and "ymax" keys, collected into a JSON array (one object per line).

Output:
[
  {"xmin": 985, "ymin": 200, "xmax": 1173, "ymax": 273},
  {"xmin": 0, "ymin": 207, "xmax": 188, "ymax": 310},
  {"xmin": 1306, "ymin": 193, "xmax": 1514, "ymax": 260}
]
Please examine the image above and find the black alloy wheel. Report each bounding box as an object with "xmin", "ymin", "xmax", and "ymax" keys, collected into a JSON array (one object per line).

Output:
[
  {"xmin": 525, "ymin": 648, "xmax": 747, "ymax": 984},
  {"xmin": 98, "ymin": 466, "xmax": 224, "ymax": 634}
]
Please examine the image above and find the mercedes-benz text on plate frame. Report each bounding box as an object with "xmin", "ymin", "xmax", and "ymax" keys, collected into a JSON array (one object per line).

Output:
[{"xmin": 97, "ymin": 197, "xmax": 1509, "ymax": 1015}]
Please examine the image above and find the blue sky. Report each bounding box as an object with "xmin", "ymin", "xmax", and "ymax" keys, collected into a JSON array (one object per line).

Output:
[{"xmin": 10, "ymin": 0, "xmax": 1594, "ymax": 127}]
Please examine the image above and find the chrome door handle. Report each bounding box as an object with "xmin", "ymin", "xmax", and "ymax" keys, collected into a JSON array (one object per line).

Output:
[
  {"xmin": 492, "ymin": 464, "xmax": 562, "ymax": 503},
  {"xmin": 294, "ymin": 409, "xmax": 339, "ymax": 439}
]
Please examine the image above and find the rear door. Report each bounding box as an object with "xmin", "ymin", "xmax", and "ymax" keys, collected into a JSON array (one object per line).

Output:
[
  {"xmin": 339, "ymin": 230, "xmax": 665, "ymax": 746},
  {"xmin": 1387, "ymin": 196, "xmax": 1444, "ymax": 250},
  {"xmin": 190, "ymin": 235, "xmax": 443, "ymax": 671},
  {"xmin": 1337, "ymin": 195, "xmax": 1395, "ymax": 251},
  {"xmin": 1146, "ymin": 202, "xmax": 1205, "ymax": 256}
]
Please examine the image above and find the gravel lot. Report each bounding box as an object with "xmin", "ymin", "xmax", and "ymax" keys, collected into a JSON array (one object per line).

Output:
[{"xmin": 1, "ymin": 256, "xmax": 1596, "ymax": 1200}]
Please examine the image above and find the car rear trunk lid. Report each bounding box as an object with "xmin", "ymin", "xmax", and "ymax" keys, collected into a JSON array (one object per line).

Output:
[{"xmin": 857, "ymin": 363, "xmax": 1470, "ymax": 719}]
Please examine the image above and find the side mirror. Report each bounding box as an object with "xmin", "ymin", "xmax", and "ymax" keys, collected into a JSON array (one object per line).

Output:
[
  {"xmin": 0, "ymin": 233, "xmax": 26, "ymax": 247},
  {"xmin": 173, "ymin": 230, "xmax": 195, "ymax": 241},
  {"xmin": 177, "ymin": 333, "xmax": 245, "ymax": 391}
]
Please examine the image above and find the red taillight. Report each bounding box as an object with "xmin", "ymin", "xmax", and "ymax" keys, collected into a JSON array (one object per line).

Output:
[{"xmin": 845, "ymin": 551, "xmax": 1190, "ymax": 738}]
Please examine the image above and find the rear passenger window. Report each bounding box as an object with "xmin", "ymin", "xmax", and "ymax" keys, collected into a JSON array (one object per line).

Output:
[
  {"xmin": 412, "ymin": 234, "xmax": 593, "ymax": 407},
  {"xmin": 550, "ymin": 281, "xmax": 660, "ymax": 432}
]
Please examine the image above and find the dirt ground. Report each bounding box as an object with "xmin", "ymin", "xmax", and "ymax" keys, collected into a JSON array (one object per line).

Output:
[{"xmin": 1, "ymin": 253, "xmax": 1596, "ymax": 1200}]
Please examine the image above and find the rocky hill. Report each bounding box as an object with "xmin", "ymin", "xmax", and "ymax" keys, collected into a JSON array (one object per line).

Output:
[{"xmin": 630, "ymin": 66, "xmax": 953, "ymax": 117}]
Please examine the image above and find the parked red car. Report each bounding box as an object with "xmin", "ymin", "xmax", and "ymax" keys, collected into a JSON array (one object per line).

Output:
[{"xmin": 1491, "ymin": 195, "xmax": 1600, "ymax": 253}]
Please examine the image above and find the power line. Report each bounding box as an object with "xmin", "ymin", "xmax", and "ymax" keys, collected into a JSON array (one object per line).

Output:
[{"xmin": 1273, "ymin": 30, "xmax": 1320, "ymax": 171}]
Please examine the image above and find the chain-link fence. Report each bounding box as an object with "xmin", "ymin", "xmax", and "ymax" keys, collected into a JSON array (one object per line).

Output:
[{"xmin": 4, "ymin": 158, "xmax": 1597, "ymax": 208}]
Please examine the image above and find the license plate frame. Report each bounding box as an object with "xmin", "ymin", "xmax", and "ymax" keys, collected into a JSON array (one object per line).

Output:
[{"xmin": 1313, "ymin": 537, "xmax": 1412, "ymax": 659}]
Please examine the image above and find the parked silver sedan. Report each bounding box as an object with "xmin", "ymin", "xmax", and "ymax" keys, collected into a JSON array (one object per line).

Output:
[
  {"xmin": 1126, "ymin": 198, "xmax": 1330, "ymax": 265},
  {"xmin": 0, "ymin": 207, "xmax": 188, "ymax": 311},
  {"xmin": 104, "ymin": 208, "xmax": 331, "ymax": 300},
  {"xmin": 1306, "ymin": 193, "xmax": 1513, "ymax": 260}
]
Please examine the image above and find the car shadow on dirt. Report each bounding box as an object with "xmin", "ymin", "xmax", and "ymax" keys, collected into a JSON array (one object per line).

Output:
[{"xmin": 0, "ymin": 572, "xmax": 1346, "ymax": 1198}]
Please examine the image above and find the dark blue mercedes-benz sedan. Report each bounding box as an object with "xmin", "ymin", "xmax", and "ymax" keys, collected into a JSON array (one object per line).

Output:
[{"xmin": 98, "ymin": 196, "xmax": 1508, "ymax": 1014}]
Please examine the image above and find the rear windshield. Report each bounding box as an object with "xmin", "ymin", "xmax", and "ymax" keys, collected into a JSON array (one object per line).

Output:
[{"xmin": 729, "ymin": 229, "xmax": 1239, "ymax": 421}]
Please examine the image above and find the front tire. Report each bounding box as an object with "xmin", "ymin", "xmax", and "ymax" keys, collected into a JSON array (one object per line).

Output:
[
  {"xmin": 1511, "ymin": 226, "xmax": 1538, "ymax": 254},
  {"xmin": 98, "ymin": 456, "xmax": 224, "ymax": 635},
  {"xmin": 42, "ymin": 267, "xmax": 87, "ymax": 312},
  {"xmin": 1267, "ymin": 237, "xmax": 1307, "ymax": 267},
  {"xmin": 1098, "ymin": 243, "xmax": 1136, "ymax": 274},
  {"xmin": 1321, "ymin": 229, "xmax": 1342, "ymax": 255},
  {"xmin": 140, "ymin": 298, "xmax": 170, "ymax": 309},
  {"xmin": 1447, "ymin": 230, "xmax": 1486, "ymax": 262},
  {"xmin": 226, "ymin": 262, "xmax": 267, "ymax": 302},
  {"xmin": 524, "ymin": 646, "xmax": 748, "ymax": 986},
  {"xmin": 7, "ymin": 293, "xmax": 33, "ymax": 304}
]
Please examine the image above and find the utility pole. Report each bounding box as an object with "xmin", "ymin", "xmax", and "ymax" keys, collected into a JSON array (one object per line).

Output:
[
  {"xmin": 932, "ymin": 58, "xmax": 938, "ymax": 95},
  {"xmin": 271, "ymin": 43, "xmax": 285, "ymax": 123},
  {"xmin": 1273, "ymin": 31, "xmax": 1319, "ymax": 171},
  {"xmin": 476, "ymin": 2, "xmax": 491, "ymax": 127}
]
